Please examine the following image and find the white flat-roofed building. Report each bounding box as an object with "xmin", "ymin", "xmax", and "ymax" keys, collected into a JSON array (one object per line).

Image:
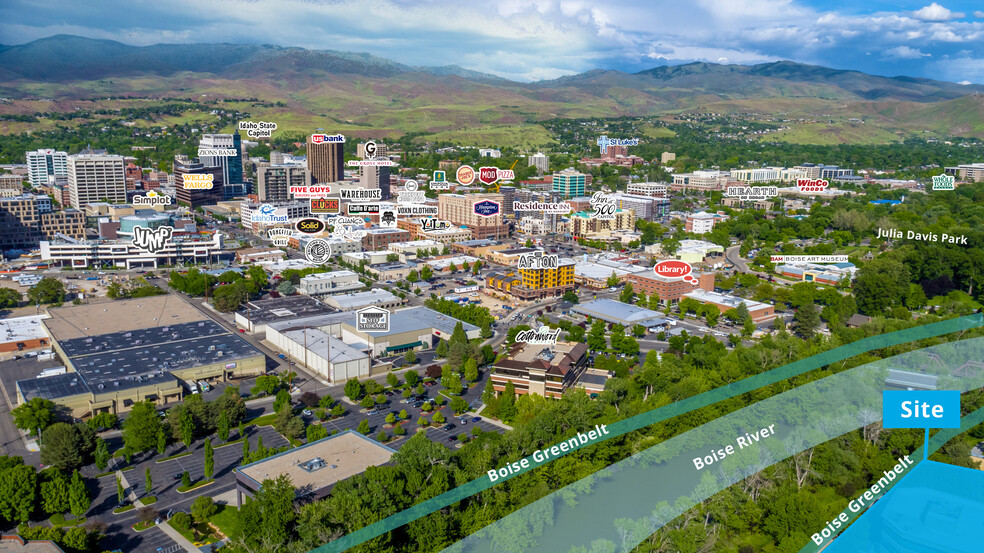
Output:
[
  {"xmin": 626, "ymin": 182, "xmax": 669, "ymax": 198},
  {"xmin": 40, "ymin": 233, "xmax": 224, "ymax": 269},
  {"xmin": 671, "ymin": 170, "xmax": 730, "ymax": 192},
  {"xmin": 294, "ymin": 234, "xmax": 361, "ymax": 256},
  {"xmin": 572, "ymin": 299, "xmax": 669, "ymax": 330},
  {"xmin": 479, "ymin": 148, "xmax": 502, "ymax": 158},
  {"xmin": 297, "ymin": 270, "xmax": 363, "ymax": 296},
  {"xmin": 26, "ymin": 149, "xmax": 68, "ymax": 187},
  {"xmin": 388, "ymin": 239, "xmax": 442, "ymax": 255},
  {"xmin": 257, "ymin": 259, "xmax": 318, "ymax": 275},
  {"xmin": 321, "ymin": 289, "xmax": 402, "ymax": 311},
  {"xmin": 268, "ymin": 327, "xmax": 370, "ymax": 383},
  {"xmin": 607, "ymin": 193, "xmax": 667, "ymax": 221},
  {"xmin": 528, "ymin": 152, "xmax": 549, "ymax": 173},
  {"xmin": 683, "ymin": 289, "xmax": 776, "ymax": 323},
  {"xmin": 67, "ymin": 154, "xmax": 126, "ymax": 209},
  {"xmin": 0, "ymin": 315, "xmax": 51, "ymax": 353},
  {"xmin": 342, "ymin": 250, "xmax": 396, "ymax": 266},
  {"xmin": 426, "ymin": 255, "xmax": 481, "ymax": 272},
  {"xmin": 574, "ymin": 261, "xmax": 644, "ymax": 288},
  {"xmin": 421, "ymin": 226, "xmax": 472, "ymax": 244}
]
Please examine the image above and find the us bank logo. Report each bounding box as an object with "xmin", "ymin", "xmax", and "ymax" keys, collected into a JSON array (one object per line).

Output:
[
  {"xmin": 473, "ymin": 199, "xmax": 501, "ymax": 217},
  {"xmin": 357, "ymin": 306, "xmax": 390, "ymax": 333}
]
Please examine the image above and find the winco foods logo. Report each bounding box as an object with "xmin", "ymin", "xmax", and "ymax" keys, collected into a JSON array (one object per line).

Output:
[{"xmin": 357, "ymin": 306, "xmax": 390, "ymax": 333}]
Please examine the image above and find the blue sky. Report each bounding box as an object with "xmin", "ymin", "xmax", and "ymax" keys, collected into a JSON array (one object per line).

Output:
[{"xmin": 3, "ymin": 0, "xmax": 984, "ymax": 83}]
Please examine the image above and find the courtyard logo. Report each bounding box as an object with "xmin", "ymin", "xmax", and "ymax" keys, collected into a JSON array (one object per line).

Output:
[
  {"xmin": 131, "ymin": 226, "xmax": 173, "ymax": 254},
  {"xmin": 357, "ymin": 306, "xmax": 390, "ymax": 333}
]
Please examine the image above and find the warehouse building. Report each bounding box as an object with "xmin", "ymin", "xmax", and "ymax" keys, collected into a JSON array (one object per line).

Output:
[
  {"xmin": 682, "ymin": 289, "xmax": 776, "ymax": 323},
  {"xmin": 0, "ymin": 315, "xmax": 50, "ymax": 353},
  {"xmin": 572, "ymin": 299, "xmax": 669, "ymax": 331},
  {"xmin": 19, "ymin": 296, "xmax": 264, "ymax": 417},
  {"xmin": 235, "ymin": 295, "xmax": 337, "ymax": 334},
  {"xmin": 235, "ymin": 430, "xmax": 395, "ymax": 506},
  {"xmin": 490, "ymin": 341, "xmax": 610, "ymax": 399},
  {"xmin": 321, "ymin": 289, "xmax": 402, "ymax": 311}
]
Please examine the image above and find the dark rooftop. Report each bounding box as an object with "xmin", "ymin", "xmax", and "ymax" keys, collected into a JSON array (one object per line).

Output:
[
  {"xmin": 238, "ymin": 295, "xmax": 336, "ymax": 325},
  {"xmin": 17, "ymin": 372, "xmax": 91, "ymax": 401},
  {"xmin": 58, "ymin": 320, "xmax": 228, "ymax": 358}
]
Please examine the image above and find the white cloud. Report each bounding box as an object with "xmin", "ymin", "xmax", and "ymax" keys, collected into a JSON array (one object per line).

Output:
[
  {"xmin": 912, "ymin": 3, "xmax": 964, "ymax": 22},
  {"xmin": 882, "ymin": 45, "xmax": 931, "ymax": 60},
  {"xmin": 976, "ymin": 10, "xmax": 984, "ymax": 18}
]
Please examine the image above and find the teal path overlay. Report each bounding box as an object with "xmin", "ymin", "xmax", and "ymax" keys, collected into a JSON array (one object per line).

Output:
[
  {"xmin": 441, "ymin": 334, "xmax": 984, "ymax": 553},
  {"xmin": 797, "ymin": 400, "xmax": 984, "ymax": 553},
  {"xmin": 310, "ymin": 314, "xmax": 983, "ymax": 553}
]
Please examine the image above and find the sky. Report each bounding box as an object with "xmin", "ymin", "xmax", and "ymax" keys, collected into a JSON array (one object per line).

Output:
[{"xmin": 3, "ymin": 0, "xmax": 984, "ymax": 83}]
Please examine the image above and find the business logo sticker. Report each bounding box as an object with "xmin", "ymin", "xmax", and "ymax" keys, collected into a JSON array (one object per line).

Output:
[
  {"xmin": 251, "ymin": 204, "xmax": 290, "ymax": 223},
  {"xmin": 132, "ymin": 189, "xmax": 172, "ymax": 206},
  {"xmin": 310, "ymin": 197, "xmax": 340, "ymax": 214},
  {"xmin": 796, "ymin": 179, "xmax": 829, "ymax": 193},
  {"xmin": 589, "ymin": 192, "xmax": 617, "ymax": 220},
  {"xmin": 357, "ymin": 306, "xmax": 390, "ymax": 333},
  {"xmin": 131, "ymin": 225, "xmax": 173, "ymax": 254},
  {"xmin": 238, "ymin": 121, "xmax": 277, "ymax": 139},
  {"xmin": 267, "ymin": 227, "xmax": 292, "ymax": 247},
  {"xmin": 431, "ymin": 170, "xmax": 449, "ymax": 190},
  {"xmin": 295, "ymin": 218, "xmax": 326, "ymax": 234},
  {"xmin": 456, "ymin": 165, "xmax": 475, "ymax": 185},
  {"xmin": 304, "ymin": 238, "xmax": 333, "ymax": 264},
  {"xmin": 182, "ymin": 174, "xmax": 214, "ymax": 189},
  {"xmin": 654, "ymin": 260, "xmax": 698, "ymax": 286},
  {"xmin": 932, "ymin": 174, "xmax": 955, "ymax": 191},
  {"xmin": 473, "ymin": 199, "xmax": 501, "ymax": 217},
  {"xmin": 380, "ymin": 209, "xmax": 398, "ymax": 228},
  {"xmin": 311, "ymin": 133, "xmax": 345, "ymax": 144}
]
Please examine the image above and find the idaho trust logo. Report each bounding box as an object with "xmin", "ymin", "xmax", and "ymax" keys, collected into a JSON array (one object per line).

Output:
[{"xmin": 131, "ymin": 226, "xmax": 173, "ymax": 254}]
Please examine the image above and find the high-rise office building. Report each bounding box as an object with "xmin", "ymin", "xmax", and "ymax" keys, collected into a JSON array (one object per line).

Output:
[
  {"xmin": 551, "ymin": 169, "xmax": 586, "ymax": 199},
  {"xmin": 257, "ymin": 165, "xmax": 312, "ymax": 202},
  {"xmin": 198, "ymin": 132, "xmax": 244, "ymax": 198},
  {"xmin": 360, "ymin": 166, "xmax": 391, "ymax": 199},
  {"xmin": 26, "ymin": 149, "xmax": 69, "ymax": 187},
  {"xmin": 67, "ymin": 154, "xmax": 126, "ymax": 209},
  {"xmin": 0, "ymin": 195, "xmax": 85, "ymax": 250},
  {"xmin": 174, "ymin": 156, "xmax": 223, "ymax": 208},
  {"xmin": 527, "ymin": 152, "xmax": 549, "ymax": 174},
  {"xmin": 307, "ymin": 136, "xmax": 344, "ymax": 184}
]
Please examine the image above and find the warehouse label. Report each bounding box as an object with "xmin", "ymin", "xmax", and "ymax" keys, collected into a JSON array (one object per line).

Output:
[
  {"xmin": 340, "ymin": 188, "xmax": 383, "ymax": 201},
  {"xmin": 357, "ymin": 306, "xmax": 390, "ymax": 333}
]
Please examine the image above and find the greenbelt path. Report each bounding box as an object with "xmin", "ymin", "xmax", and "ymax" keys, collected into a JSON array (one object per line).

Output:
[{"xmin": 310, "ymin": 314, "xmax": 983, "ymax": 553}]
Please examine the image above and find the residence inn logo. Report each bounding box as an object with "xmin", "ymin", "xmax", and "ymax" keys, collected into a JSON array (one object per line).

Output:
[{"xmin": 357, "ymin": 306, "xmax": 390, "ymax": 333}]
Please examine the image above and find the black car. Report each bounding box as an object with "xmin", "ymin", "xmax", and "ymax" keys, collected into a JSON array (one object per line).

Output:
[
  {"xmin": 444, "ymin": 423, "xmax": 456, "ymax": 430},
  {"xmin": 447, "ymin": 436, "xmax": 457, "ymax": 442},
  {"xmin": 173, "ymin": 473, "xmax": 182, "ymax": 480}
]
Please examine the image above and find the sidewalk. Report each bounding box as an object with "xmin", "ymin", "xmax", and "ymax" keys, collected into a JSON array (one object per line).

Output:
[{"xmin": 156, "ymin": 520, "xmax": 199, "ymax": 552}]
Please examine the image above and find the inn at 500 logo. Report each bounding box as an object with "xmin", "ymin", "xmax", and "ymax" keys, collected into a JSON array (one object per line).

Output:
[{"xmin": 357, "ymin": 306, "xmax": 390, "ymax": 333}]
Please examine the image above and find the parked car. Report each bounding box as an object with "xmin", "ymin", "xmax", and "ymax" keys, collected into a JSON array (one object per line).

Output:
[
  {"xmin": 400, "ymin": 398, "xmax": 412, "ymax": 404},
  {"xmin": 172, "ymin": 473, "xmax": 182, "ymax": 480},
  {"xmin": 302, "ymin": 409, "xmax": 313, "ymax": 416},
  {"xmin": 366, "ymin": 410, "xmax": 379, "ymax": 415},
  {"xmin": 443, "ymin": 423, "xmax": 456, "ymax": 430},
  {"xmin": 472, "ymin": 417, "xmax": 481, "ymax": 422},
  {"xmin": 460, "ymin": 419, "xmax": 468, "ymax": 425},
  {"xmin": 447, "ymin": 436, "xmax": 457, "ymax": 442}
]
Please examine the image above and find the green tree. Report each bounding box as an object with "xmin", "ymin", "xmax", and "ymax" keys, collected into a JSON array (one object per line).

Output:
[
  {"xmin": 735, "ymin": 301, "xmax": 751, "ymax": 324},
  {"xmin": 94, "ymin": 438, "xmax": 109, "ymax": 471},
  {"xmin": 435, "ymin": 339, "xmax": 448, "ymax": 358},
  {"xmin": 356, "ymin": 419, "xmax": 370, "ymax": 435},
  {"xmin": 40, "ymin": 469, "xmax": 70, "ymax": 515},
  {"xmin": 854, "ymin": 257, "xmax": 911, "ymax": 315},
  {"xmin": 12, "ymin": 397, "xmax": 55, "ymax": 437},
  {"xmin": 217, "ymin": 411, "xmax": 230, "ymax": 442},
  {"xmin": 116, "ymin": 476, "xmax": 125, "ymax": 504},
  {"xmin": 156, "ymin": 427, "xmax": 167, "ymax": 455},
  {"xmin": 237, "ymin": 474, "xmax": 296, "ymax": 549},
  {"xmin": 561, "ymin": 290, "xmax": 579, "ymax": 304},
  {"xmin": 587, "ymin": 319, "xmax": 608, "ymax": 350},
  {"xmin": 360, "ymin": 395, "xmax": 375, "ymax": 409},
  {"xmin": 432, "ymin": 411, "xmax": 445, "ymax": 424},
  {"xmin": 632, "ymin": 324, "xmax": 647, "ymax": 337},
  {"xmin": 450, "ymin": 396, "xmax": 469, "ymax": 414},
  {"xmin": 619, "ymin": 282, "xmax": 635, "ymax": 304},
  {"xmin": 404, "ymin": 350, "xmax": 417, "ymax": 364},
  {"xmin": 0, "ymin": 462, "xmax": 37, "ymax": 523},
  {"xmin": 181, "ymin": 471, "xmax": 190, "ymax": 488},
  {"xmin": 464, "ymin": 358, "xmax": 479, "ymax": 382},
  {"xmin": 0, "ymin": 287, "xmax": 21, "ymax": 308},
  {"xmin": 306, "ymin": 424, "xmax": 328, "ymax": 442},
  {"xmin": 606, "ymin": 272, "xmax": 620, "ymax": 288},
  {"xmin": 704, "ymin": 308, "xmax": 720, "ymax": 328},
  {"xmin": 385, "ymin": 413, "xmax": 396, "ymax": 425},
  {"xmin": 793, "ymin": 302, "xmax": 821, "ymax": 338},
  {"xmin": 204, "ymin": 439, "xmax": 214, "ymax": 480},
  {"xmin": 242, "ymin": 436, "xmax": 250, "ymax": 459},
  {"xmin": 276, "ymin": 280, "xmax": 296, "ymax": 295},
  {"xmin": 180, "ymin": 410, "xmax": 194, "ymax": 447},
  {"xmin": 420, "ymin": 265, "xmax": 433, "ymax": 281},
  {"xmin": 191, "ymin": 495, "xmax": 217, "ymax": 523},
  {"xmin": 27, "ymin": 277, "xmax": 65, "ymax": 305},
  {"xmin": 386, "ymin": 373, "xmax": 399, "ymax": 388},
  {"xmin": 407, "ymin": 270, "xmax": 420, "ymax": 283},
  {"xmin": 144, "ymin": 467, "xmax": 153, "ymax": 496},
  {"xmin": 406, "ymin": 370, "xmax": 420, "ymax": 386},
  {"xmin": 68, "ymin": 470, "xmax": 90, "ymax": 518},
  {"xmin": 742, "ymin": 318, "xmax": 756, "ymax": 337},
  {"xmin": 41, "ymin": 423, "xmax": 92, "ymax": 470},
  {"xmin": 499, "ymin": 380, "xmax": 517, "ymax": 421},
  {"xmin": 344, "ymin": 378, "xmax": 363, "ymax": 401},
  {"xmin": 122, "ymin": 401, "xmax": 162, "ymax": 453},
  {"xmin": 331, "ymin": 404, "xmax": 345, "ymax": 418},
  {"xmin": 212, "ymin": 281, "xmax": 248, "ymax": 312}
]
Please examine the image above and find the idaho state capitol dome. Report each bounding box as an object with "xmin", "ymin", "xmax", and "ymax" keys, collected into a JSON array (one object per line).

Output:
[{"xmin": 118, "ymin": 212, "xmax": 172, "ymax": 235}]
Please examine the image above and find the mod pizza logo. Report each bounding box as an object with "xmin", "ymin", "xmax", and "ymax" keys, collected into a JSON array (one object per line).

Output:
[
  {"xmin": 796, "ymin": 179, "xmax": 829, "ymax": 193},
  {"xmin": 478, "ymin": 167, "xmax": 515, "ymax": 185},
  {"xmin": 473, "ymin": 200, "xmax": 501, "ymax": 217},
  {"xmin": 654, "ymin": 260, "xmax": 698, "ymax": 285}
]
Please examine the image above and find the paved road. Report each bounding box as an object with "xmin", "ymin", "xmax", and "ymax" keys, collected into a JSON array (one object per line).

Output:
[{"xmin": 725, "ymin": 245, "xmax": 768, "ymax": 278}]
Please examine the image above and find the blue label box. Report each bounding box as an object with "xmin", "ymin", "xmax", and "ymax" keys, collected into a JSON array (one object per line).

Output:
[{"xmin": 883, "ymin": 390, "xmax": 960, "ymax": 429}]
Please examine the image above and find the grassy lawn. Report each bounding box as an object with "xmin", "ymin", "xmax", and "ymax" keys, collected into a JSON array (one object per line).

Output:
[
  {"xmin": 177, "ymin": 479, "xmax": 215, "ymax": 493},
  {"xmin": 209, "ymin": 504, "xmax": 241, "ymax": 539},
  {"xmin": 215, "ymin": 437, "xmax": 245, "ymax": 449},
  {"xmin": 113, "ymin": 504, "xmax": 135, "ymax": 514},
  {"xmin": 132, "ymin": 520, "xmax": 156, "ymax": 532},
  {"xmin": 156, "ymin": 451, "xmax": 193, "ymax": 463},
  {"xmin": 245, "ymin": 413, "xmax": 277, "ymax": 426},
  {"xmin": 49, "ymin": 513, "xmax": 86, "ymax": 527},
  {"xmin": 168, "ymin": 520, "xmax": 221, "ymax": 546},
  {"xmin": 139, "ymin": 496, "xmax": 157, "ymax": 506}
]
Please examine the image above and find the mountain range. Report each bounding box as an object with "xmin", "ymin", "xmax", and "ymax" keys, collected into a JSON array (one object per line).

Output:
[{"xmin": 3, "ymin": 35, "xmax": 984, "ymax": 144}]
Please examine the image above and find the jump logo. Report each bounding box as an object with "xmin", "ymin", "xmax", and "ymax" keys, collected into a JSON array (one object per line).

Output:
[{"xmin": 131, "ymin": 226, "xmax": 173, "ymax": 254}]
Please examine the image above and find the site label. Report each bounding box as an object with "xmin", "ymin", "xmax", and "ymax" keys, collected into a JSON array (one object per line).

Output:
[{"xmin": 882, "ymin": 390, "xmax": 960, "ymax": 429}]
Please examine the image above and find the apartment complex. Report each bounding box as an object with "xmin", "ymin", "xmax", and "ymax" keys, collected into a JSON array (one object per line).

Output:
[
  {"xmin": 551, "ymin": 169, "xmax": 586, "ymax": 198},
  {"xmin": 0, "ymin": 195, "xmax": 85, "ymax": 250},
  {"xmin": 486, "ymin": 256, "xmax": 576, "ymax": 300},
  {"xmin": 625, "ymin": 270, "xmax": 715, "ymax": 303},
  {"xmin": 528, "ymin": 152, "xmax": 549, "ymax": 173},
  {"xmin": 791, "ymin": 164, "xmax": 854, "ymax": 181},
  {"xmin": 437, "ymin": 193, "xmax": 509, "ymax": 240},
  {"xmin": 0, "ymin": 174, "xmax": 24, "ymax": 197},
  {"xmin": 307, "ymin": 136, "xmax": 344, "ymax": 183},
  {"xmin": 67, "ymin": 154, "xmax": 126, "ymax": 209},
  {"xmin": 490, "ymin": 341, "xmax": 609, "ymax": 399},
  {"xmin": 257, "ymin": 165, "xmax": 311, "ymax": 202},
  {"xmin": 608, "ymin": 193, "xmax": 669, "ymax": 221},
  {"xmin": 26, "ymin": 149, "xmax": 69, "ymax": 187},
  {"xmin": 685, "ymin": 211, "xmax": 729, "ymax": 234},
  {"xmin": 362, "ymin": 228, "xmax": 411, "ymax": 250},
  {"xmin": 671, "ymin": 170, "xmax": 730, "ymax": 192},
  {"xmin": 569, "ymin": 209, "xmax": 636, "ymax": 241},
  {"xmin": 626, "ymin": 182, "xmax": 669, "ymax": 198}
]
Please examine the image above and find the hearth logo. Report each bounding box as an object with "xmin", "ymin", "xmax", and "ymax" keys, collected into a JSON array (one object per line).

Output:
[{"xmin": 131, "ymin": 225, "xmax": 173, "ymax": 254}]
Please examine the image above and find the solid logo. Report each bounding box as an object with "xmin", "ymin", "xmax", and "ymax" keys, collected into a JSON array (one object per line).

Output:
[
  {"xmin": 310, "ymin": 198, "xmax": 340, "ymax": 214},
  {"xmin": 304, "ymin": 238, "xmax": 333, "ymax": 264},
  {"xmin": 357, "ymin": 306, "xmax": 391, "ymax": 333},
  {"xmin": 654, "ymin": 260, "xmax": 698, "ymax": 285},
  {"xmin": 456, "ymin": 165, "xmax": 476, "ymax": 185},
  {"xmin": 295, "ymin": 218, "xmax": 326, "ymax": 234},
  {"xmin": 131, "ymin": 226, "xmax": 173, "ymax": 254},
  {"xmin": 473, "ymin": 199, "xmax": 501, "ymax": 217}
]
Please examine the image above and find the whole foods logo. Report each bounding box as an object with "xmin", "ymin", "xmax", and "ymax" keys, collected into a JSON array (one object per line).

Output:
[
  {"xmin": 654, "ymin": 260, "xmax": 698, "ymax": 285},
  {"xmin": 473, "ymin": 199, "xmax": 501, "ymax": 218},
  {"xmin": 133, "ymin": 190, "xmax": 172, "ymax": 206},
  {"xmin": 295, "ymin": 218, "xmax": 326, "ymax": 234},
  {"xmin": 357, "ymin": 306, "xmax": 390, "ymax": 333},
  {"xmin": 456, "ymin": 165, "xmax": 475, "ymax": 185},
  {"xmin": 932, "ymin": 174, "xmax": 955, "ymax": 191},
  {"xmin": 310, "ymin": 198, "xmax": 340, "ymax": 214},
  {"xmin": 796, "ymin": 179, "xmax": 829, "ymax": 193},
  {"xmin": 311, "ymin": 133, "xmax": 345, "ymax": 144},
  {"xmin": 131, "ymin": 225, "xmax": 173, "ymax": 254},
  {"xmin": 267, "ymin": 228, "xmax": 292, "ymax": 247},
  {"xmin": 304, "ymin": 238, "xmax": 333, "ymax": 264}
]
